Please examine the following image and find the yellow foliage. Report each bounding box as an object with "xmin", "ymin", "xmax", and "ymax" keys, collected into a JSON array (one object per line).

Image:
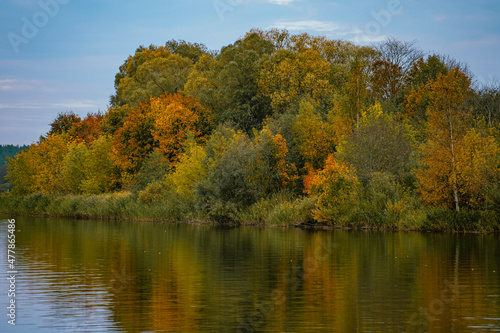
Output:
[
  {"xmin": 292, "ymin": 100, "xmax": 338, "ymax": 170},
  {"xmin": 169, "ymin": 137, "xmax": 208, "ymax": 200},
  {"xmin": 7, "ymin": 134, "xmax": 68, "ymax": 194},
  {"xmin": 308, "ymin": 155, "xmax": 359, "ymax": 223}
]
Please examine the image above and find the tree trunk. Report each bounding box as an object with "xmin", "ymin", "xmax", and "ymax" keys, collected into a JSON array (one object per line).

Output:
[{"xmin": 449, "ymin": 114, "xmax": 460, "ymax": 212}]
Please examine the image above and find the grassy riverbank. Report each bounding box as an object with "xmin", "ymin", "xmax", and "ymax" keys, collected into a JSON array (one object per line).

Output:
[{"xmin": 1, "ymin": 192, "xmax": 498, "ymax": 232}]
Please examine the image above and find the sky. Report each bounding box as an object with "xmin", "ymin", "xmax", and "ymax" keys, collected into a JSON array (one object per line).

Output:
[{"xmin": 0, "ymin": 0, "xmax": 499, "ymax": 145}]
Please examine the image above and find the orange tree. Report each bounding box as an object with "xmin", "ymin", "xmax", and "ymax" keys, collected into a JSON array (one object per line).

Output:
[
  {"xmin": 416, "ymin": 69, "xmax": 474, "ymax": 211},
  {"xmin": 112, "ymin": 93, "xmax": 212, "ymax": 176}
]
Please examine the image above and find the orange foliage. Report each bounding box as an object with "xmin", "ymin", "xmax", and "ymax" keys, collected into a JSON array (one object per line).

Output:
[
  {"xmin": 151, "ymin": 94, "xmax": 212, "ymax": 165},
  {"xmin": 112, "ymin": 93, "xmax": 212, "ymax": 175},
  {"xmin": 308, "ymin": 155, "xmax": 359, "ymax": 223}
]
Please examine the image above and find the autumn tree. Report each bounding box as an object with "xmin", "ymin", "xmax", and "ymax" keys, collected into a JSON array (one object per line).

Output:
[
  {"xmin": 80, "ymin": 135, "xmax": 120, "ymax": 194},
  {"xmin": 249, "ymin": 127, "xmax": 298, "ymax": 195},
  {"xmin": 456, "ymin": 128, "xmax": 500, "ymax": 209},
  {"xmin": 257, "ymin": 47, "xmax": 334, "ymax": 113},
  {"xmin": 112, "ymin": 93, "xmax": 212, "ymax": 176},
  {"xmin": 185, "ymin": 33, "xmax": 274, "ymax": 133},
  {"xmin": 168, "ymin": 135, "xmax": 207, "ymax": 200},
  {"xmin": 370, "ymin": 60, "xmax": 404, "ymax": 102},
  {"xmin": 111, "ymin": 45, "xmax": 194, "ymax": 108},
  {"xmin": 111, "ymin": 101, "xmax": 157, "ymax": 176},
  {"xmin": 47, "ymin": 111, "xmax": 81, "ymax": 137},
  {"xmin": 132, "ymin": 150, "xmax": 170, "ymax": 195},
  {"xmin": 373, "ymin": 37, "xmax": 425, "ymax": 74},
  {"xmin": 7, "ymin": 134, "xmax": 68, "ymax": 194},
  {"xmin": 194, "ymin": 125, "xmax": 297, "ymax": 222},
  {"xmin": 62, "ymin": 141, "xmax": 88, "ymax": 193},
  {"xmin": 164, "ymin": 39, "xmax": 210, "ymax": 63},
  {"xmin": 473, "ymin": 81, "xmax": 500, "ymax": 128},
  {"xmin": 101, "ymin": 104, "xmax": 132, "ymax": 135},
  {"xmin": 307, "ymin": 155, "xmax": 359, "ymax": 223},
  {"xmin": 417, "ymin": 69, "xmax": 473, "ymax": 211},
  {"xmin": 150, "ymin": 93, "xmax": 212, "ymax": 164},
  {"xmin": 292, "ymin": 100, "xmax": 338, "ymax": 170},
  {"xmin": 337, "ymin": 103, "xmax": 415, "ymax": 184}
]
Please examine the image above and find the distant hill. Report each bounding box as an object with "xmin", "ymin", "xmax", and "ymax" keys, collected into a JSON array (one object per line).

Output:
[{"xmin": 0, "ymin": 145, "xmax": 29, "ymax": 192}]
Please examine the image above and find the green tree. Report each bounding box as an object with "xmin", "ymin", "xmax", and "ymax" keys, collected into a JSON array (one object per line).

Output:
[
  {"xmin": 185, "ymin": 33, "xmax": 274, "ymax": 133},
  {"xmin": 337, "ymin": 103, "xmax": 415, "ymax": 184},
  {"xmin": 111, "ymin": 45, "xmax": 194, "ymax": 108},
  {"xmin": 132, "ymin": 150, "xmax": 170, "ymax": 195}
]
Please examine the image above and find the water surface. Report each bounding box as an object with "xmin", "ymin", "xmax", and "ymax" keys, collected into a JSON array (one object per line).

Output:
[{"xmin": 0, "ymin": 217, "xmax": 499, "ymax": 332}]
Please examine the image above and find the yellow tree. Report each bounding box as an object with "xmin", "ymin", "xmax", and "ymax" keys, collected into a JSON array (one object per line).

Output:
[
  {"xmin": 257, "ymin": 48, "xmax": 333, "ymax": 112},
  {"xmin": 456, "ymin": 128, "xmax": 500, "ymax": 208},
  {"xmin": 80, "ymin": 135, "xmax": 120, "ymax": 194},
  {"xmin": 417, "ymin": 69, "xmax": 473, "ymax": 211},
  {"xmin": 292, "ymin": 100, "xmax": 338, "ymax": 170},
  {"xmin": 7, "ymin": 134, "xmax": 68, "ymax": 194},
  {"xmin": 169, "ymin": 135, "xmax": 208, "ymax": 200},
  {"xmin": 307, "ymin": 155, "xmax": 359, "ymax": 223}
]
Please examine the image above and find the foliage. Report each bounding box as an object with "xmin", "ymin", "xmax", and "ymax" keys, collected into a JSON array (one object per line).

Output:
[
  {"xmin": 7, "ymin": 134, "xmax": 68, "ymax": 195},
  {"xmin": 257, "ymin": 47, "xmax": 334, "ymax": 113},
  {"xmin": 150, "ymin": 93, "xmax": 213, "ymax": 164},
  {"xmin": 185, "ymin": 33, "xmax": 274, "ymax": 133},
  {"xmin": 168, "ymin": 135, "xmax": 207, "ymax": 200},
  {"xmin": 111, "ymin": 45, "xmax": 194, "ymax": 108},
  {"xmin": 4, "ymin": 29, "xmax": 500, "ymax": 231},
  {"xmin": 292, "ymin": 100, "xmax": 338, "ymax": 170},
  {"xmin": 337, "ymin": 103, "xmax": 415, "ymax": 184},
  {"xmin": 307, "ymin": 155, "xmax": 360, "ymax": 223},
  {"xmin": 132, "ymin": 150, "xmax": 170, "ymax": 195},
  {"xmin": 416, "ymin": 69, "xmax": 474, "ymax": 211}
]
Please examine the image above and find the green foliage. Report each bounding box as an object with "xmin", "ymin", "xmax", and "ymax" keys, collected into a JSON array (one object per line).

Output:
[
  {"xmin": 185, "ymin": 33, "xmax": 274, "ymax": 133},
  {"xmin": 350, "ymin": 172, "xmax": 427, "ymax": 229},
  {"xmin": 239, "ymin": 191, "xmax": 315, "ymax": 226},
  {"xmin": 3, "ymin": 30, "xmax": 499, "ymax": 232},
  {"xmin": 111, "ymin": 45, "xmax": 194, "ymax": 108},
  {"xmin": 132, "ymin": 150, "xmax": 170, "ymax": 195},
  {"xmin": 337, "ymin": 103, "xmax": 415, "ymax": 185}
]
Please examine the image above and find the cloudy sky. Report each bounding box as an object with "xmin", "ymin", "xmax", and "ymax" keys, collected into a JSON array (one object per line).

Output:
[{"xmin": 1, "ymin": 0, "xmax": 499, "ymax": 144}]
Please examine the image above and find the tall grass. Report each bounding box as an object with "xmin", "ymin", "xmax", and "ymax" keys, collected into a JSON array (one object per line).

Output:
[
  {"xmin": 0, "ymin": 192, "xmax": 192, "ymax": 222},
  {"xmin": 1, "ymin": 191, "xmax": 498, "ymax": 232}
]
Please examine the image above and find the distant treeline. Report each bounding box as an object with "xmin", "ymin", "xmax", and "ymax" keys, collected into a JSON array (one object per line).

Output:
[
  {"xmin": 0, "ymin": 144, "xmax": 29, "ymax": 192},
  {"xmin": 1, "ymin": 29, "xmax": 500, "ymax": 231}
]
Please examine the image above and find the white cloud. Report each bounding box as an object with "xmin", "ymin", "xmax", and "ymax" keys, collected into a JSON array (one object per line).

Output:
[
  {"xmin": 271, "ymin": 20, "xmax": 387, "ymax": 44},
  {"xmin": 273, "ymin": 20, "xmax": 344, "ymax": 32},
  {"xmin": 0, "ymin": 100, "xmax": 101, "ymax": 110},
  {"xmin": 454, "ymin": 36, "xmax": 500, "ymax": 48},
  {"xmin": 268, "ymin": 0, "xmax": 296, "ymax": 5},
  {"xmin": 0, "ymin": 78, "xmax": 54, "ymax": 92}
]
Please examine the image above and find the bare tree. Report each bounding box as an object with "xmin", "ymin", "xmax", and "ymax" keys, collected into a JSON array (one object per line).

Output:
[
  {"xmin": 473, "ymin": 80, "xmax": 500, "ymax": 127},
  {"xmin": 373, "ymin": 37, "xmax": 425, "ymax": 73}
]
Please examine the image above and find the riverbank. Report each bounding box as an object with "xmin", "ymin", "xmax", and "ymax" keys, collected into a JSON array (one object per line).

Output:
[{"xmin": 1, "ymin": 192, "xmax": 499, "ymax": 233}]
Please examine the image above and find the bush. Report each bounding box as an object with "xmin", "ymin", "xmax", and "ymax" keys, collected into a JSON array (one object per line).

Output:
[{"xmin": 239, "ymin": 191, "xmax": 315, "ymax": 226}]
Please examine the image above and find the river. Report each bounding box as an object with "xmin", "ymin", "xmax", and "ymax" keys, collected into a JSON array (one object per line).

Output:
[{"xmin": 0, "ymin": 217, "xmax": 499, "ymax": 332}]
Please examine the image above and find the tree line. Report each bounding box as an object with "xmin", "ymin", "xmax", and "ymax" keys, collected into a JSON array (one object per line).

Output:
[{"xmin": 5, "ymin": 29, "xmax": 500, "ymax": 228}]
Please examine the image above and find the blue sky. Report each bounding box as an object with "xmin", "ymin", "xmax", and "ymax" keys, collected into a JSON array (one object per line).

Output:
[{"xmin": 1, "ymin": 0, "xmax": 499, "ymax": 144}]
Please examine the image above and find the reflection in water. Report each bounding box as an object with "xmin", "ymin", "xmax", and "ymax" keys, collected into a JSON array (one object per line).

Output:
[{"xmin": 0, "ymin": 217, "xmax": 499, "ymax": 332}]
